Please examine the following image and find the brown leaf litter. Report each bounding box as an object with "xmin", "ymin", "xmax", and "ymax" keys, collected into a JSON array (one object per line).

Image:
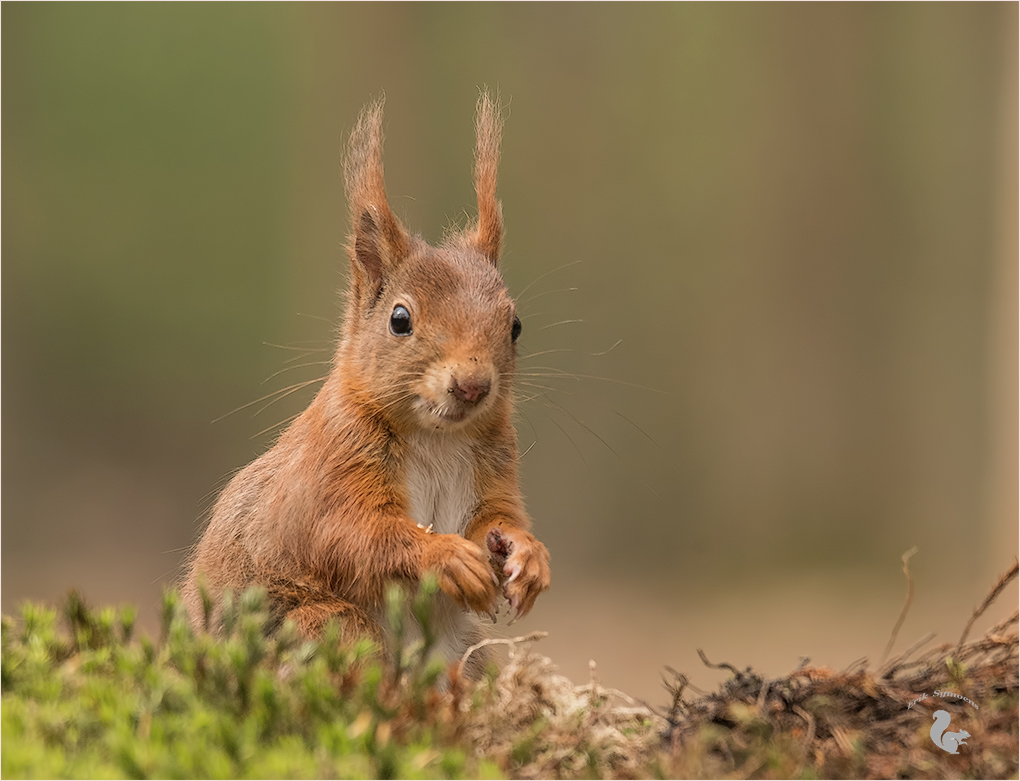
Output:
[{"xmin": 459, "ymin": 560, "xmax": 1019, "ymax": 779}]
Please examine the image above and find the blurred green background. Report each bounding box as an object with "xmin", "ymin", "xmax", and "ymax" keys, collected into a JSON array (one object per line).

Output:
[{"xmin": 4, "ymin": 3, "xmax": 1016, "ymax": 700}]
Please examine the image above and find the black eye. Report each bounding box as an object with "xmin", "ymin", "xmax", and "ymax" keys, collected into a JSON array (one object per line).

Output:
[
  {"xmin": 511, "ymin": 315, "xmax": 522, "ymax": 343},
  {"xmin": 389, "ymin": 305, "xmax": 412, "ymax": 336}
]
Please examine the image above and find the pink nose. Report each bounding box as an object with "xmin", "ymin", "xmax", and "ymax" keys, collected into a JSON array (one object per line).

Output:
[{"xmin": 450, "ymin": 377, "xmax": 491, "ymax": 404}]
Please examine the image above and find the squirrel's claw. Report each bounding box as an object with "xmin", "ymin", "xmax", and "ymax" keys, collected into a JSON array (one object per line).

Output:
[
  {"xmin": 493, "ymin": 527, "xmax": 550, "ymax": 623},
  {"xmin": 505, "ymin": 561, "xmax": 522, "ymax": 584}
]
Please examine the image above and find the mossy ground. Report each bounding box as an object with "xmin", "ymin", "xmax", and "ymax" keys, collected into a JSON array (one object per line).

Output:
[{"xmin": 2, "ymin": 568, "xmax": 1017, "ymax": 779}]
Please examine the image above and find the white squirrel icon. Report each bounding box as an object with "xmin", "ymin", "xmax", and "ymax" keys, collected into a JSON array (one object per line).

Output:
[{"xmin": 930, "ymin": 710, "xmax": 970, "ymax": 754}]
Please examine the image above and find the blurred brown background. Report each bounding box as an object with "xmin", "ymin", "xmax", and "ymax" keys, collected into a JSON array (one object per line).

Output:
[{"xmin": 3, "ymin": 4, "xmax": 1017, "ymax": 703}]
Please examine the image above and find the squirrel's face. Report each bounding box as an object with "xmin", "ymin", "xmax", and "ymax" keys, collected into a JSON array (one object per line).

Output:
[
  {"xmin": 341, "ymin": 94, "xmax": 516, "ymax": 434},
  {"xmin": 351, "ymin": 246, "xmax": 520, "ymax": 432}
]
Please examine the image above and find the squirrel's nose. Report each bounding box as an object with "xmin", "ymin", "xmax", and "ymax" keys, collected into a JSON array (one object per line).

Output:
[{"xmin": 449, "ymin": 376, "xmax": 491, "ymax": 404}]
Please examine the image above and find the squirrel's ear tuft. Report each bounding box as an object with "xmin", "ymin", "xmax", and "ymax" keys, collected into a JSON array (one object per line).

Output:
[
  {"xmin": 343, "ymin": 96, "xmax": 410, "ymax": 304},
  {"xmin": 469, "ymin": 90, "xmax": 504, "ymax": 265}
]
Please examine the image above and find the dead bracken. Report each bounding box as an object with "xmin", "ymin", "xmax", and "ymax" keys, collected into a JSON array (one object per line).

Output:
[{"xmin": 464, "ymin": 561, "xmax": 1018, "ymax": 779}]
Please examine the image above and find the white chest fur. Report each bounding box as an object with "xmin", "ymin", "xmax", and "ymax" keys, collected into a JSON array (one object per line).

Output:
[
  {"xmin": 403, "ymin": 432, "xmax": 476, "ymax": 536},
  {"xmin": 397, "ymin": 431, "xmax": 484, "ymax": 668}
]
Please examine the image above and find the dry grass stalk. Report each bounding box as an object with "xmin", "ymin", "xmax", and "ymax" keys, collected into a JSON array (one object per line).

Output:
[
  {"xmin": 881, "ymin": 545, "xmax": 919, "ymax": 665},
  {"xmin": 957, "ymin": 559, "xmax": 1018, "ymax": 649}
]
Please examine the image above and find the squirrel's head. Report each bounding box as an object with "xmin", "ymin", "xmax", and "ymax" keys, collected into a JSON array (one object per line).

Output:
[{"xmin": 338, "ymin": 94, "xmax": 519, "ymax": 433}]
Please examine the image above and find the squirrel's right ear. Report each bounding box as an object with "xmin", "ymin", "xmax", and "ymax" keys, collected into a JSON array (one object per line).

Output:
[
  {"xmin": 343, "ymin": 97, "xmax": 410, "ymax": 305},
  {"xmin": 468, "ymin": 91, "xmax": 504, "ymax": 265}
]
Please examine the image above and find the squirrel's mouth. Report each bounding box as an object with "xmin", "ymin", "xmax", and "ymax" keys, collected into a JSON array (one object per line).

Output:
[
  {"xmin": 414, "ymin": 395, "xmax": 482, "ymax": 427},
  {"xmin": 431, "ymin": 405, "xmax": 467, "ymax": 423}
]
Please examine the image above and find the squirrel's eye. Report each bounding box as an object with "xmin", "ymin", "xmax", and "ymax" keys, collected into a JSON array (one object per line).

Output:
[
  {"xmin": 389, "ymin": 305, "xmax": 413, "ymax": 336},
  {"xmin": 511, "ymin": 315, "xmax": 522, "ymax": 343}
]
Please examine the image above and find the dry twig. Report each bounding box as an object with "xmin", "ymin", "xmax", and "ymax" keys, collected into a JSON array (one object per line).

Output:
[
  {"xmin": 881, "ymin": 546, "xmax": 918, "ymax": 664},
  {"xmin": 456, "ymin": 630, "xmax": 548, "ymax": 677}
]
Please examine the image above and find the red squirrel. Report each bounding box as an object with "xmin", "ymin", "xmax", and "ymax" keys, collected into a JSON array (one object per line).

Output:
[{"xmin": 182, "ymin": 94, "xmax": 550, "ymax": 673}]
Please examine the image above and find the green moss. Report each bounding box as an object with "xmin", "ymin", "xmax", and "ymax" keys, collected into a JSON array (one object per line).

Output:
[{"xmin": 1, "ymin": 582, "xmax": 500, "ymax": 780}]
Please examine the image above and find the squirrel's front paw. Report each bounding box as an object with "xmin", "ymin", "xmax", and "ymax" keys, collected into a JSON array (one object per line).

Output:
[
  {"xmin": 423, "ymin": 534, "xmax": 499, "ymax": 616},
  {"xmin": 486, "ymin": 526, "xmax": 551, "ymax": 622}
]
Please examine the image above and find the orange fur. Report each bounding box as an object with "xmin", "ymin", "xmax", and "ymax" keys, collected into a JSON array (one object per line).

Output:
[{"xmin": 182, "ymin": 93, "xmax": 550, "ymax": 669}]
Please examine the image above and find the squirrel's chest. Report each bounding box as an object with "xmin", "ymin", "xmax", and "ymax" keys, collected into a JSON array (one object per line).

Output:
[{"xmin": 402, "ymin": 434, "xmax": 477, "ymax": 536}]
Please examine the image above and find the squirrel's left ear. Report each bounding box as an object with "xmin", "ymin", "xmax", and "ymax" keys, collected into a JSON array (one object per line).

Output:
[
  {"xmin": 469, "ymin": 91, "xmax": 504, "ymax": 266},
  {"xmin": 343, "ymin": 97, "xmax": 411, "ymax": 306}
]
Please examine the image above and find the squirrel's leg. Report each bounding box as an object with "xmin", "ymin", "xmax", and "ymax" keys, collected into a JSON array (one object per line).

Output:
[
  {"xmin": 284, "ymin": 598, "xmax": 384, "ymax": 645},
  {"xmin": 313, "ymin": 511, "xmax": 499, "ymax": 617},
  {"xmin": 465, "ymin": 496, "xmax": 550, "ymax": 622},
  {"xmin": 463, "ymin": 440, "xmax": 551, "ymax": 620}
]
